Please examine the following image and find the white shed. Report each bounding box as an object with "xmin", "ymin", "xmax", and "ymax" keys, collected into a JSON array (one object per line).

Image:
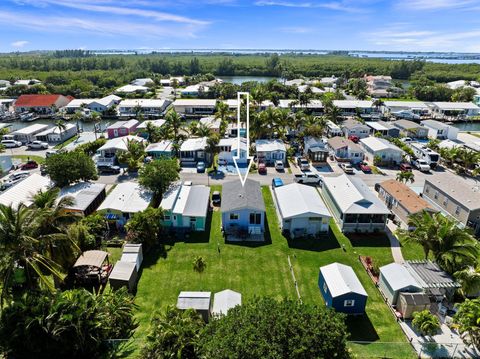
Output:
[{"xmin": 212, "ymin": 289, "xmax": 242, "ymax": 316}]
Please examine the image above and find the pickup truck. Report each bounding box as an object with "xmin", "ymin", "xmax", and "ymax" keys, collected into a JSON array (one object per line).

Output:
[
  {"xmin": 413, "ymin": 159, "xmax": 431, "ymax": 172},
  {"xmin": 293, "ymin": 172, "xmax": 322, "ymax": 185}
]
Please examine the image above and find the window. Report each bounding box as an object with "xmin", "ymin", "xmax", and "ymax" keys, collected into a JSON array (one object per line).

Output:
[
  {"xmin": 229, "ymin": 213, "xmax": 239, "ymax": 220},
  {"xmin": 249, "ymin": 213, "xmax": 261, "ymax": 225},
  {"xmin": 455, "ymin": 206, "xmax": 461, "ymax": 215},
  {"xmin": 163, "ymin": 215, "xmax": 171, "ymax": 221},
  {"xmin": 443, "ymin": 198, "xmax": 449, "ymax": 206},
  {"xmin": 190, "ymin": 217, "xmax": 196, "ymax": 222},
  {"xmin": 323, "ymin": 283, "xmax": 328, "ymax": 293},
  {"xmin": 425, "ymin": 186, "xmax": 430, "ymax": 194},
  {"xmin": 344, "ymin": 299, "xmax": 355, "ymax": 307},
  {"xmin": 434, "ymin": 191, "xmax": 439, "ymax": 200}
]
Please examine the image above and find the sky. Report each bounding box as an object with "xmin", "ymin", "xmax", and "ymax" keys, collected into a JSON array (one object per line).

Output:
[{"xmin": 2, "ymin": 0, "xmax": 480, "ymax": 52}]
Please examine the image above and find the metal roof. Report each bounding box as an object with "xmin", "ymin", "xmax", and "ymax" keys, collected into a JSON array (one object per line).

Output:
[
  {"xmin": 380, "ymin": 263, "xmax": 422, "ymax": 292},
  {"xmin": 212, "ymin": 289, "xmax": 242, "ymax": 316},
  {"xmin": 107, "ymin": 119, "xmax": 139, "ymax": 130},
  {"xmin": 97, "ymin": 135, "xmax": 146, "ymax": 152},
  {"xmin": 221, "ymin": 179, "xmax": 265, "ymax": 213},
  {"xmin": 432, "ymin": 102, "xmax": 480, "ymax": 110},
  {"xmin": 137, "ymin": 120, "xmax": 166, "ymax": 129},
  {"xmin": 255, "ymin": 139, "xmax": 286, "ymax": 152},
  {"xmin": 58, "ymin": 182, "xmax": 106, "ymax": 212},
  {"xmin": 11, "ymin": 123, "xmax": 49, "ymax": 135},
  {"xmin": 320, "ymin": 262, "xmax": 368, "ymax": 297},
  {"xmin": 118, "ymin": 99, "xmax": 167, "ymax": 108},
  {"xmin": 146, "ymin": 140, "xmax": 173, "ymax": 153},
  {"xmin": 0, "ymin": 173, "xmax": 52, "ymax": 208},
  {"xmin": 73, "ymin": 250, "xmax": 108, "ymax": 268},
  {"xmin": 405, "ymin": 260, "xmax": 460, "ymax": 289},
  {"xmin": 275, "ymin": 183, "xmax": 331, "ymax": 219},
  {"xmin": 180, "ymin": 137, "xmax": 207, "ymax": 152},
  {"xmin": 97, "ymin": 182, "xmax": 153, "ymax": 214},
  {"xmin": 109, "ymin": 261, "xmax": 137, "ymax": 281},
  {"xmin": 360, "ymin": 137, "xmax": 403, "ymax": 153},
  {"xmin": 177, "ymin": 291, "xmax": 211, "ymax": 311},
  {"xmin": 173, "ymin": 99, "xmax": 217, "ymax": 106}
]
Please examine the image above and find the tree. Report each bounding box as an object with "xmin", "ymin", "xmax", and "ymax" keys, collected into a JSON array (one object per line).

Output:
[
  {"xmin": 0, "ymin": 288, "xmax": 137, "ymax": 359},
  {"xmin": 125, "ymin": 207, "xmax": 163, "ymax": 250},
  {"xmin": 45, "ymin": 151, "xmax": 97, "ymax": 187},
  {"xmin": 396, "ymin": 170, "xmax": 415, "ymax": 183},
  {"xmin": 412, "ymin": 310, "xmax": 440, "ymax": 336},
  {"xmin": 199, "ymin": 297, "xmax": 350, "ymax": 359},
  {"xmin": 55, "ymin": 119, "xmax": 67, "ymax": 134},
  {"xmin": 142, "ymin": 306, "xmax": 205, "ymax": 359},
  {"xmin": 453, "ymin": 298, "xmax": 480, "ymax": 350},
  {"xmin": 452, "ymin": 86, "xmax": 476, "ymax": 102},
  {"xmin": 117, "ymin": 138, "xmax": 146, "ymax": 172},
  {"xmin": 138, "ymin": 158, "xmax": 180, "ymax": 197},
  {"xmin": 455, "ymin": 266, "xmax": 480, "ymax": 298},
  {"xmin": 346, "ymin": 78, "xmax": 368, "ymax": 99},
  {"xmin": 165, "ymin": 109, "xmax": 183, "ymax": 143},
  {"xmin": 206, "ymin": 133, "xmax": 220, "ymax": 166},
  {"xmin": 193, "ymin": 256, "xmax": 206, "ymax": 274},
  {"xmin": 197, "ymin": 122, "xmax": 211, "ymax": 138}
]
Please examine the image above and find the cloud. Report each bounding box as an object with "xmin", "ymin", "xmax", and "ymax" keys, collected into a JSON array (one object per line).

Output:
[
  {"xmin": 254, "ymin": 0, "xmax": 366, "ymax": 12},
  {"xmin": 11, "ymin": 40, "xmax": 29, "ymax": 48},
  {"xmin": 399, "ymin": 0, "xmax": 478, "ymax": 10}
]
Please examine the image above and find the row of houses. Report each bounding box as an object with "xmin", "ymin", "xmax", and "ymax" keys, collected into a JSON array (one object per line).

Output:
[{"xmin": 9, "ymin": 123, "xmax": 78, "ymax": 144}]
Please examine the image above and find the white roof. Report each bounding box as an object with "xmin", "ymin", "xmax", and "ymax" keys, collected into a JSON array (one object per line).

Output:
[
  {"xmin": 0, "ymin": 173, "xmax": 51, "ymax": 208},
  {"xmin": 380, "ymin": 263, "xmax": 421, "ymax": 292},
  {"xmin": 109, "ymin": 261, "xmax": 137, "ymax": 282},
  {"xmin": 218, "ymin": 137, "xmax": 247, "ymax": 151},
  {"xmin": 323, "ymin": 174, "xmax": 389, "ymax": 214},
  {"xmin": 420, "ymin": 119, "xmax": 451, "ymax": 131},
  {"xmin": 160, "ymin": 182, "xmax": 210, "ymax": 217},
  {"xmin": 65, "ymin": 99, "xmax": 96, "ymax": 108},
  {"xmin": 223, "ymin": 99, "xmax": 274, "ymax": 108},
  {"xmin": 180, "ymin": 137, "xmax": 207, "ymax": 151},
  {"xmin": 333, "ymin": 100, "xmax": 373, "ymax": 108},
  {"xmin": 12, "ymin": 123, "xmax": 49, "ymax": 135},
  {"xmin": 298, "ymin": 85, "xmax": 324, "ymax": 94},
  {"xmin": 360, "ymin": 137, "xmax": 403, "ymax": 153},
  {"xmin": 131, "ymin": 78, "xmax": 154, "ymax": 86},
  {"xmin": 212, "ymin": 289, "xmax": 242, "ymax": 315},
  {"xmin": 97, "ymin": 182, "xmax": 152, "ymax": 214},
  {"xmin": 173, "ymin": 99, "xmax": 216, "ymax": 106},
  {"xmin": 320, "ymin": 262, "xmax": 368, "ymax": 297},
  {"xmin": 115, "ymin": 84, "xmax": 149, "ymax": 93},
  {"xmin": 384, "ymin": 101, "xmax": 428, "ymax": 109},
  {"xmin": 199, "ymin": 117, "xmax": 221, "ymax": 128},
  {"xmin": 98, "ymin": 135, "xmax": 145, "ymax": 152},
  {"xmin": 275, "ymin": 183, "xmax": 331, "ymax": 219},
  {"xmin": 432, "ymin": 102, "xmax": 480, "ymax": 110},
  {"xmin": 365, "ymin": 121, "xmax": 388, "ymax": 131},
  {"xmin": 118, "ymin": 99, "xmax": 167, "ymax": 108},
  {"xmin": 181, "ymin": 84, "xmax": 209, "ymax": 93},
  {"xmin": 177, "ymin": 291, "xmax": 211, "ymax": 310},
  {"xmin": 255, "ymin": 139, "xmax": 286, "ymax": 152},
  {"xmin": 146, "ymin": 140, "xmax": 173, "ymax": 153},
  {"xmin": 137, "ymin": 119, "xmax": 166, "ymax": 129}
]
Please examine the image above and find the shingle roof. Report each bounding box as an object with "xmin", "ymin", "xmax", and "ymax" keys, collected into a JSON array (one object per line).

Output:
[
  {"xmin": 221, "ymin": 179, "xmax": 265, "ymax": 212},
  {"xmin": 320, "ymin": 262, "xmax": 368, "ymax": 297},
  {"xmin": 15, "ymin": 94, "xmax": 68, "ymax": 107},
  {"xmin": 327, "ymin": 137, "xmax": 363, "ymax": 152},
  {"xmin": 379, "ymin": 179, "xmax": 435, "ymax": 215}
]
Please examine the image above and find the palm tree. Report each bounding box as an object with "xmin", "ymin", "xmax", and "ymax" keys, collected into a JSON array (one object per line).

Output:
[
  {"xmin": 412, "ymin": 310, "xmax": 440, "ymax": 336},
  {"xmin": 187, "ymin": 121, "xmax": 199, "ymax": 137},
  {"xmin": 165, "ymin": 109, "xmax": 183, "ymax": 143},
  {"xmin": 397, "ymin": 211, "xmax": 438, "ymax": 260},
  {"xmin": 455, "ymin": 266, "xmax": 480, "ymax": 298},
  {"xmin": 206, "ymin": 133, "xmax": 219, "ymax": 167},
  {"xmin": 372, "ymin": 98, "xmax": 384, "ymax": 111},
  {"xmin": 145, "ymin": 121, "xmax": 159, "ymax": 142},
  {"xmin": 215, "ymin": 100, "xmax": 233, "ymax": 123},
  {"xmin": 396, "ymin": 171, "xmax": 415, "ymax": 183},
  {"xmin": 197, "ymin": 122, "xmax": 211, "ymax": 138},
  {"xmin": 193, "ymin": 256, "xmax": 206, "ymax": 274},
  {"xmin": 117, "ymin": 139, "xmax": 146, "ymax": 172}
]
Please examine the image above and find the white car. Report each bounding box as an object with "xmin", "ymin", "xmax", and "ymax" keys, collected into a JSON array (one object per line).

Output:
[
  {"xmin": 1, "ymin": 140, "xmax": 22, "ymax": 148},
  {"xmin": 27, "ymin": 140, "xmax": 48, "ymax": 150},
  {"xmin": 401, "ymin": 137, "xmax": 413, "ymax": 144},
  {"xmin": 297, "ymin": 157, "xmax": 310, "ymax": 171},
  {"xmin": 340, "ymin": 163, "xmax": 354, "ymax": 174},
  {"xmin": 414, "ymin": 159, "xmax": 430, "ymax": 172},
  {"xmin": 274, "ymin": 160, "xmax": 285, "ymax": 171},
  {"xmin": 1, "ymin": 171, "xmax": 30, "ymax": 190}
]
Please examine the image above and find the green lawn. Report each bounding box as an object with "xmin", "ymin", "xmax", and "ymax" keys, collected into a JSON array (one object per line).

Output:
[
  {"xmin": 12, "ymin": 155, "xmax": 45, "ymax": 164},
  {"xmin": 54, "ymin": 134, "xmax": 79, "ymax": 149},
  {"xmin": 131, "ymin": 186, "xmax": 415, "ymax": 358}
]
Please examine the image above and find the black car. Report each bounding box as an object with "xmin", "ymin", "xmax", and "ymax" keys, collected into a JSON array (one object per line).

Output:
[
  {"xmin": 97, "ymin": 165, "xmax": 121, "ymax": 174},
  {"xmin": 212, "ymin": 191, "xmax": 221, "ymax": 205}
]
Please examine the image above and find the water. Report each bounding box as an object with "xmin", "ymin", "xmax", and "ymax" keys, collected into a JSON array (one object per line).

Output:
[
  {"xmin": 219, "ymin": 76, "xmax": 282, "ymax": 85},
  {"xmin": 350, "ymin": 52, "xmax": 480, "ymax": 64},
  {"xmin": 451, "ymin": 122, "xmax": 480, "ymax": 131}
]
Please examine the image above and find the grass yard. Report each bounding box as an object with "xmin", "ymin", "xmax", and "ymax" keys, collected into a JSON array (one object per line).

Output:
[
  {"xmin": 12, "ymin": 155, "xmax": 45, "ymax": 164},
  {"xmin": 131, "ymin": 186, "xmax": 415, "ymax": 358},
  {"xmin": 54, "ymin": 134, "xmax": 79, "ymax": 149}
]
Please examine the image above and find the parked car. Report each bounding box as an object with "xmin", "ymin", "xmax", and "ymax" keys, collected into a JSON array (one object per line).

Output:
[
  {"xmin": 20, "ymin": 160, "xmax": 38, "ymax": 170},
  {"xmin": 27, "ymin": 140, "xmax": 48, "ymax": 150},
  {"xmin": 272, "ymin": 178, "xmax": 284, "ymax": 188},
  {"xmin": 400, "ymin": 137, "xmax": 413, "ymax": 144},
  {"xmin": 212, "ymin": 191, "xmax": 221, "ymax": 206},
  {"xmin": 359, "ymin": 162, "xmax": 371, "ymax": 173},
  {"xmin": 413, "ymin": 159, "xmax": 431, "ymax": 172},
  {"xmin": 348, "ymin": 135, "xmax": 360, "ymax": 143},
  {"xmin": 293, "ymin": 172, "xmax": 322, "ymax": 185},
  {"xmin": 274, "ymin": 160, "xmax": 284, "ymax": 171},
  {"xmin": 2, "ymin": 171, "xmax": 30, "ymax": 189},
  {"xmin": 258, "ymin": 163, "xmax": 267, "ymax": 174},
  {"xmin": 196, "ymin": 161, "xmax": 206, "ymax": 173},
  {"xmin": 297, "ymin": 157, "xmax": 310, "ymax": 171},
  {"xmin": 1, "ymin": 139, "xmax": 22, "ymax": 148},
  {"xmin": 340, "ymin": 162, "xmax": 354, "ymax": 174},
  {"xmin": 45, "ymin": 149, "xmax": 58, "ymax": 158},
  {"xmin": 97, "ymin": 164, "xmax": 121, "ymax": 174},
  {"xmin": 399, "ymin": 162, "xmax": 412, "ymax": 172}
]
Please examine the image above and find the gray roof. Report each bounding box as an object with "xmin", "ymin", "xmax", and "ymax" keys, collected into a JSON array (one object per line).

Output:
[
  {"xmin": 183, "ymin": 186, "xmax": 210, "ymax": 217},
  {"xmin": 109, "ymin": 261, "xmax": 137, "ymax": 282},
  {"xmin": 73, "ymin": 250, "xmax": 108, "ymax": 268},
  {"xmin": 399, "ymin": 292, "xmax": 430, "ymax": 306},
  {"xmin": 221, "ymin": 179, "xmax": 265, "ymax": 212},
  {"xmin": 59, "ymin": 182, "xmax": 106, "ymax": 212},
  {"xmin": 341, "ymin": 118, "xmax": 369, "ymax": 130},
  {"xmin": 392, "ymin": 119, "xmax": 422, "ymax": 130},
  {"xmin": 405, "ymin": 260, "xmax": 460, "ymax": 289},
  {"xmin": 177, "ymin": 291, "xmax": 211, "ymax": 311},
  {"xmin": 212, "ymin": 289, "xmax": 242, "ymax": 316},
  {"xmin": 380, "ymin": 263, "xmax": 421, "ymax": 292},
  {"xmin": 327, "ymin": 137, "xmax": 363, "ymax": 152}
]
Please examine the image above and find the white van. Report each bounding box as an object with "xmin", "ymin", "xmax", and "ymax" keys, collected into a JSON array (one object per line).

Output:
[{"xmin": 1, "ymin": 139, "xmax": 22, "ymax": 148}]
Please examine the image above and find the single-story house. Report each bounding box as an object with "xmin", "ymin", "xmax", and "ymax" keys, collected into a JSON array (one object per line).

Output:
[
  {"xmin": 274, "ymin": 183, "xmax": 331, "ymax": 237},
  {"xmin": 181, "ymin": 84, "xmax": 210, "ymax": 97},
  {"xmin": 131, "ymin": 78, "xmax": 154, "ymax": 86},
  {"xmin": 321, "ymin": 174, "xmax": 389, "ymax": 233},
  {"xmin": 325, "ymin": 120, "xmax": 343, "ymax": 137},
  {"xmin": 377, "ymin": 179, "xmax": 438, "ymax": 228},
  {"xmin": 212, "ymin": 289, "xmax": 242, "ymax": 316},
  {"xmin": 136, "ymin": 119, "xmax": 166, "ymax": 138},
  {"xmin": 179, "ymin": 137, "xmax": 210, "ymax": 165},
  {"xmin": 177, "ymin": 291, "xmax": 212, "ymax": 322},
  {"xmin": 109, "ymin": 261, "xmax": 138, "ymax": 293},
  {"xmin": 97, "ymin": 182, "xmax": 153, "ymax": 226},
  {"xmin": 14, "ymin": 94, "xmax": 72, "ymax": 114},
  {"xmin": 382, "ymin": 101, "xmax": 430, "ymax": 116},
  {"xmin": 64, "ymin": 95, "xmax": 120, "ymax": 114},
  {"xmin": 278, "ymin": 99, "xmax": 324, "ymax": 115},
  {"xmin": 160, "ymin": 182, "xmax": 210, "ymax": 232},
  {"xmin": 34, "ymin": 123, "xmax": 78, "ymax": 143},
  {"xmin": 429, "ymin": 102, "xmax": 480, "ymax": 118},
  {"xmin": 160, "ymin": 77, "xmax": 185, "ymax": 86},
  {"xmin": 303, "ymin": 137, "xmax": 329, "ymax": 164},
  {"xmin": 420, "ymin": 119, "xmax": 459, "ymax": 140},
  {"xmin": 333, "ymin": 100, "xmax": 374, "ymax": 116},
  {"xmin": 106, "ymin": 119, "xmax": 139, "ymax": 139},
  {"xmin": 360, "ymin": 137, "xmax": 403, "ymax": 165},
  {"xmin": 117, "ymin": 99, "xmax": 170, "ymax": 118},
  {"xmin": 114, "ymin": 84, "xmax": 149, "ymax": 94},
  {"xmin": 172, "ymin": 99, "xmax": 217, "ymax": 117},
  {"xmin": 221, "ymin": 179, "xmax": 266, "ymax": 238},
  {"xmin": 378, "ymin": 263, "xmax": 423, "ymax": 305},
  {"xmin": 218, "ymin": 137, "xmax": 248, "ymax": 164},
  {"xmin": 96, "ymin": 135, "xmax": 146, "ymax": 165},
  {"xmin": 318, "ymin": 262, "xmax": 368, "ymax": 314},
  {"xmin": 255, "ymin": 139, "xmax": 286, "ymax": 165},
  {"xmin": 326, "ymin": 137, "xmax": 364, "ymax": 164},
  {"xmin": 365, "ymin": 121, "xmax": 400, "ymax": 138},
  {"xmin": 224, "ymin": 99, "xmax": 274, "ymax": 112},
  {"xmin": 341, "ymin": 119, "xmax": 370, "ymax": 139},
  {"xmin": 58, "ymin": 182, "xmax": 107, "ymax": 216},
  {"xmin": 0, "ymin": 173, "xmax": 52, "ymax": 208},
  {"xmin": 146, "ymin": 140, "xmax": 173, "ymax": 159},
  {"xmin": 199, "ymin": 117, "xmax": 221, "ymax": 133},
  {"xmin": 11, "ymin": 123, "xmax": 50, "ymax": 144},
  {"xmin": 391, "ymin": 119, "xmax": 429, "ymax": 139}
]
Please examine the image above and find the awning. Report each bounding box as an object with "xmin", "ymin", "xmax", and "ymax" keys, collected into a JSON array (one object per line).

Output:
[{"xmin": 73, "ymin": 250, "xmax": 108, "ymax": 268}]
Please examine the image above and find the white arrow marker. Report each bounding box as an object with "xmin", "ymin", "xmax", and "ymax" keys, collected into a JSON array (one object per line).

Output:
[{"xmin": 233, "ymin": 91, "xmax": 254, "ymax": 187}]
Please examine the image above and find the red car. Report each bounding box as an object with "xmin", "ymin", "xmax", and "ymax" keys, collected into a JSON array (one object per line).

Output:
[
  {"xmin": 258, "ymin": 163, "xmax": 267, "ymax": 174},
  {"xmin": 399, "ymin": 163, "xmax": 412, "ymax": 172},
  {"xmin": 20, "ymin": 160, "xmax": 38, "ymax": 170},
  {"xmin": 359, "ymin": 162, "xmax": 372, "ymax": 173},
  {"xmin": 348, "ymin": 135, "xmax": 360, "ymax": 143}
]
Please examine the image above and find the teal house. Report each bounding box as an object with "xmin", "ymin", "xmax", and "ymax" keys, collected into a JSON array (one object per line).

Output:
[
  {"xmin": 160, "ymin": 182, "xmax": 210, "ymax": 231},
  {"xmin": 146, "ymin": 140, "xmax": 173, "ymax": 159}
]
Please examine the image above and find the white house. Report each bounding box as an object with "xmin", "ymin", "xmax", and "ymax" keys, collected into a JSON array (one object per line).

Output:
[
  {"xmin": 173, "ymin": 99, "xmax": 217, "ymax": 117},
  {"xmin": 117, "ymin": 99, "xmax": 170, "ymax": 117},
  {"xmin": 218, "ymin": 137, "xmax": 248, "ymax": 164},
  {"xmin": 420, "ymin": 119, "xmax": 459, "ymax": 140},
  {"xmin": 131, "ymin": 78, "xmax": 154, "ymax": 86},
  {"xmin": 180, "ymin": 84, "xmax": 210, "ymax": 97},
  {"xmin": 274, "ymin": 183, "xmax": 331, "ymax": 237},
  {"xmin": 382, "ymin": 101, "xmax": 430, "ymax": 116},
  {"xmin": 115, "ymin": 84, "xmax": 149, "ymax": 94},
  {"xmin": 96, "ymin": 135, "xmax": 146, "ymax": 165},
  {"xmin": 179, "ymin": 137, "xmax": 210, "ymax": 164},
  {"xmin": 341, "ymin": 119, "xmax": 370, "ymax": 139},
  {"xmin": 333, "ymin": 100, "xmax": 374, "ymax": 116},
  {"xmin": 11, "ymin": 124, "xmax": 50, "ymax": 144},
  {"xmin": 360, "ymin": 137, "xmax": 403, "ymax": 165},
  {"xmin": 255, "ymin": 139, "xmax": 287, "ymax": 165},
  {"xmin": 326, "ymin": 137, "xmax": 364, "ymax": 164},
  {"xmin": 429, "ymin": 102, "xmax": 480, "ymax": 118},
  {"xmin": 303, "ymin": 136, "xmax": 329, "ymax": 164},
  {"xmin": 35, "ymin": 123, "xmax": 78, "ymax": 143},
  {"xmin": 64, "ymin": 95, "xmax": 120, "ymax": 114}
]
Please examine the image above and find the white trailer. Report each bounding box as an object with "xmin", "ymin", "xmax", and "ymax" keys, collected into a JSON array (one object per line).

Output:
[{"xmin": 410, "ymin": 142, "xmax": 440, "ymax": 169}]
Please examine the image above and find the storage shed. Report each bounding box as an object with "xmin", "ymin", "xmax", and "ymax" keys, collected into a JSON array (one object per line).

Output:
[
  {"xmin": 378, "ymin": 263, "xmax": 423, "ymax": 304},
  {"xmin": 318, "ymin": 263, "xmax": 368, "ymax": 314},
  {"xmin": 109, "ymin": 261, "xmax": 138, "ymax": 292},
  {"xmin": 177, "ymin": 291, "xmax": 212, "ymax": 322},
  {"xmin": 212, "ymin": 289, "xmax": 242, "ymax": 316},
  {"xmin": 397, "ymin": 292, "xmax": 431, "ymax": 319},
  {"xmin": 120, "ymin": 243, "xmax": 143, "ymax": 271}
]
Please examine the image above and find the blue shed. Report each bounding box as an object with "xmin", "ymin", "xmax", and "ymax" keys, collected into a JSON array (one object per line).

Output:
[{"xmin": 318, "ymin": 262, "xmax": 368, "ymax": 315}]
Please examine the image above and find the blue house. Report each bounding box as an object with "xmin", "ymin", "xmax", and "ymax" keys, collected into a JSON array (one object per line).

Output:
[
  {"xmin": 318, "ymin": 262, "xmax": 368, "ymax": 314},
  {"xmin": 221, "ymin": 179, "xmax": 265, "ymax": 239}
]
